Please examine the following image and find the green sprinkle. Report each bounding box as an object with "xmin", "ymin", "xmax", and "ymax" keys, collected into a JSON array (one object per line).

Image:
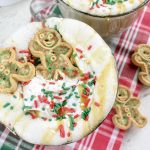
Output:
[
  {"xmin": 42, "ymin": 89, "xmax": 54, "ymax": 99},
  {"xmin": 22, "ymin": 106, "xmax": 32, "ymax": 110},
  {"xmin": 3, "ymin": 103, "xmax": 10, "ymax": 108},
  {"xmin": 62, "ymin": 100, "xmax": 67, "ymax": 106},
  {"xmin": 10, "ymin": 106, "xmax": 14, "ymax": 110},
  {"xmin": 25, "ymin": 112, "xmax": 30, "ymax": 115},
  {"xmin": 49, "ymin": 119, "xmax": 52, "ymax": 122},
  {"xmin": 89, "ymin": 74, "xmax": 94, "ymax": 78},
  {"xmin": 24, "ymin": 98, "xmax": 28, "ymax": 101},
  {"xmin": 69, "ymin": 115, "xmax": 75, "ymax": 130},
  {"xmin": 81, "ymin": 107, "xmax": 91, "ymax": 120},
  {"xmin": 59, "ymin": 91, "xmax": 67, "ymax": 95},
  {"xmin": 41, "ymin": 89, "xmax": 45, "ymax": 92},
  {"xmin": 62, "ymin": 83, "xmax": 70, "ymax": 91},
  {"xmin": 56, "ymin": 115, "xmax": 66, "ymax": 120},
  {"xmin": 65, "ymin": 93, "xmax": 73, "ymax": 99},
  {"xmin": 72, "ymin": 103, "xmax": 77, "ymax": 107},
  {"xmin": 30, "ymin": 95, "xmax": 35, "ymax": 101},
  {"xmin": 42, "ymin": 107, "xmax": 45, "ymax": 111},
  {"xmin": 13, "ymin": 95, "xmax": 17, "ymax": 99},
  {"xmin": 75, "ymin": 95, "xmax": 80, "ymax": 99},
  {"xmin": 72, "ymin": 86, "xmax": 76, "ymax": 92},
  {"xmin": 81, "ymin": 83, "xmax": 87, "ymax": 89},
  {"xmin": 74, "ymin": 92, "xmax": 78, "ymax": 95},
  {"xmin": 73, "ymin": 53, "xmax": 77, "ymax": 58}
]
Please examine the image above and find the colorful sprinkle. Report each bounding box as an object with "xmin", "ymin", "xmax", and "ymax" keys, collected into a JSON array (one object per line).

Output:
[
  {"xmin": 19, "ymin": 50, "xmax": 30, "ymax": 54},
  {"xmin": 94, "ymin": 102, "xmax": 100, "ymax": 107},
  {"xmin": 67, "ymin": 132, "xmax": 71, "ymax": 137},
  {"xmin": 74, "ymin": 114, "xmax": 80, "ymax": 119},
  {"xmin": 88, "ymin": 45, "xmax": 92, "ymax": 50},
  {"xmin": 58, "ymin": 124, "xmax": 65, "ymax": 138},
  {"xmin": 34, "ymin": 100, "xmax": 38, "ymax": 108},
  {"xmin": 76, "ymin": 48, "xmax": 83, "ymax": 53},
  {"xmin": 3, "ymin": 103, "xmax": 10, "ymax": 108},
  {"xmin": 49, "ymin": 82, "xmax": 55, "ymax": 85},
  {"xmin": 54, "ymin": 95, "xmax": 62, "ymax": 100}
]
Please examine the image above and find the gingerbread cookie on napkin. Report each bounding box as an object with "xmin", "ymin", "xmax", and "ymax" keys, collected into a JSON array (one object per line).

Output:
[
  {"xmin": 112, "ymin": 86, "xmax": 147, "ymax": 130},
  {"xmin": 29, "ymin": 28, "xmax": 79, "ymax": 80},
  {"xmin": 0, "ymin": 48, "xmax": 35, "ymax": 93},
  {"xmin": 132, "ymin": 44, "xmax": 150, "ymax": 86}
]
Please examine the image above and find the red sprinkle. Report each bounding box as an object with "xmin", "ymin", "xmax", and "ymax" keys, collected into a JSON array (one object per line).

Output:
[
  {"xmin": 59, "ymin": 77, "xmax": 63, "ymax": 80},
  {"xmin": 38, "ymin": 95, "xmax": 49, "ymax": 104},
  {"xmin": 42, "ymin": 22, "xmax": 46, "ymax": 28},
  {"xmin": 63, "ymin": 107, "xmax": 76, "ymax": 113},
  {"xmin": 96, "ymin": 4, "xmax": 100, "ymax": 8},
  {"xmin": 76, "ymin": 48, "xmax": 83, "ymax": 53},
  {"xmin": 43, "ymin": 117, "xmax": 47, "ymax": 121},
  {"xmin": 22, "ymin": 81, "xmax": 31, "ymax": 86},
  {"xmin": 85, "ymin": 116, "xmax": 89, "ymax": 121},
  {"xmin": 80, "ymin": 55, "xmax": 84, "ymax": 59},
  {"xmin": 88, "ymin": 45, "xmax": 92, "ymax": 50},
  {"xmin": 94, "ymin": 102, "xmax": 100, "ymax": 107},
  {"xmin": 89, "ymin": 7, "xmax": 94, "ymax": 10},
  {"xmin": 58, "ymin": 124, "xmax": 65, "ymax": 138},
  {"xmin": 86, "ymin": 87, "xmax": 90, "ymax": 93},
  {"xmin": 52, "ymin": 114, "xmax": 60, "ymax": 118},
  {"xmin": 54, "ymin": 95, "xmax": 62, "ymax": 100},
  {"xmin": 84, "ymin": 99, "xmax": 90, "ymax": 107},
  {"xmin": 81, "ymin": 94, "xmax": 88, "ymax": 99},
  {"xmin": 42, "ymin": 83, "xmax": 46, "ymax": 86},
  {"xmin": 73, "ymin": 122, "xmax": 77, "ymax": 127},
  {"xmin": 67, "ymin": 132, "xmax": 71, "ymax": 137},
  {"xmin": 80, "ymin": 72, "xmax": 90, "ymax": 81},
  {"xmin": 19, "ymin": 50, "xmax": 30, "ymax": 54},
  {"xmin": 30, "ymin": 112, "xmax": 36, "ymax": 119},
  {"xmin": 49, "ymin": 82, "xmax": 55, "ymax": 85},
  {"xmin": 50, "ymin": 101, "xmax": 55, "ymax": 109},
  {"xmin": 34, "ymin": 100, "xmax": 38, "ymax": 108},
  {"xmin": 74, "ymin": 114, "xmax": 80, "ymax": 119}
]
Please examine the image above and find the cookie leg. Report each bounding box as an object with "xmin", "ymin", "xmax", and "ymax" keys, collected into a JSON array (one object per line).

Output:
[
  {"xmin": 112, "ymin": 105, "xmax": 131, "ymax": 130},
  {"xmin": 130, "ymin": 108, "xmax": 147, "ymax": 128}
]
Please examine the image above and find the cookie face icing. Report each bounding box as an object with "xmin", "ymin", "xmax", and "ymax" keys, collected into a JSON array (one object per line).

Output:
[
  {"xmin": 29, "ymin": 28, "xmax": 79, "ymax": 80},
  {"xmin": 132, "ymin": 44, "xmax": 150, "ymax": 86},
  {"xmin": 0, "ymin": 48, "xmax": 35, "ymax": 93},
  {"xmin": 62, "ymin": 0, "xmax": 145, "ymax": 16},
  {"xmin": 0, "ymin": 18, "xmax": 118, "ymax": 145},
  {"xmin": 113, "ymin": 86, "xmax": 147, "ymax": 130}
]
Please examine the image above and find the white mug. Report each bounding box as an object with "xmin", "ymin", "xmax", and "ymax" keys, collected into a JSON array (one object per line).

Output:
[{"xmin": 0, "ymin": 0, "xmax": 22, "ymax": 6}]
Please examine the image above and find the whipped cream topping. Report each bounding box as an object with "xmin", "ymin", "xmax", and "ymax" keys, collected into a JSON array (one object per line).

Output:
[{"xmin": 62, "ymin": 0, "xmax": 146, "ymax": 16}]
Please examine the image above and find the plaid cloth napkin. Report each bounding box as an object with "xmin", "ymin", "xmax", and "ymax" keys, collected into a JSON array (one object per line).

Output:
[{"xmin": 0, "ymin": 1, "xmax": 150, "ymax": 150}]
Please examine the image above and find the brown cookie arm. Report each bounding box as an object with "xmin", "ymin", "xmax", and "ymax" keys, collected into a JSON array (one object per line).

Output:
[
  {"xmin": 29, "ymin": 40, "xmax": 47, "ymax": 68},
  {"xmin": 11, "ymin": 62, "xmax": 35, "ymax": 82},
  {"xmin": 125, "ymin": 97, "xmax": 140, "ymax": 108}
]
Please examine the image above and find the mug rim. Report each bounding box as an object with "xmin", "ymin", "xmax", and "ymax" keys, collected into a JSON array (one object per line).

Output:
[{"xmin": 59, "ymin": 0, "xmax": 149, "ymax": 18}]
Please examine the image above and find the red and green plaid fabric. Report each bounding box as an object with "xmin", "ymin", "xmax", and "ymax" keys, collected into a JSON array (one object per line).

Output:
[{"xmin": 0, "ymin": 1, "xmax": 150, "ymax": 150}]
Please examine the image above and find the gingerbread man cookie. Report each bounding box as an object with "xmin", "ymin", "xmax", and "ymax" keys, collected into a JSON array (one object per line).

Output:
[
  {"xmin": 112, "ymin": 86, "xmax": 147, "ymax": 130},
  {"xmin": 29, "ymin": 28, "xmax": 79, "ymax": 80},
  {"xmin": 132, "ymin": 44, "xmax": 150, "ymax": 86},
  {"xmin": 0, "ymin": 48, "xmax": 35, "ymax": 93}
]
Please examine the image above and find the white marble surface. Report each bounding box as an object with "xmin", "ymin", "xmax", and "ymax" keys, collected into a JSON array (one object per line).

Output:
[{"xmin": 0, "ymin": 1, "xmax": 150, "ymax": 150}]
